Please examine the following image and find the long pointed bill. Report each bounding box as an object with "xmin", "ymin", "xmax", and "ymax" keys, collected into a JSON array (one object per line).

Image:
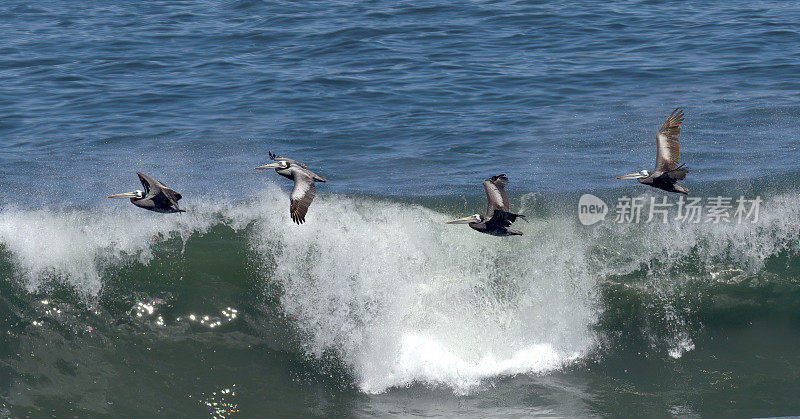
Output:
[
  {"xmin": 107, "ymin": 192, "xmax": 139, "ymax": 198},
  {"xmin": 446, "ymin": 216, "xmax": 475, "ymax": 224},
  {"xmin": 616, "ymin": 173, "xmax": 643, "ymax": 179},
  {"xmin": 254, "ymin": 162, "xmax": 282, "ymax": 170}
]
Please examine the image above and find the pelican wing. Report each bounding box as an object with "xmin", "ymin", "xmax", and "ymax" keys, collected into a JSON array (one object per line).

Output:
[
  {"xmin": 148, "ymin": 189, "xmax": 183, "ymax": 212},
  {"xmin": 657, "ymin": 164, "xmax": 690, "ymax": 181},
  {"xmin": 482, "ymin": 174, "xmax": 510, "ymax": 218},
  {"xmin": 161, "ymin": 187, "xmax": 183, "ymax": 208},
  {"xmin": 137, "ymin": 172, "xmax": 164, "ymax": 199},
  {"xmin": 654, "ymin": 108, "xmax": 684, "ymax": 173},
  {"xmin": 289, "ymin": 174, "xmax": 316, "ymax": 224},
  {"xmin": 137, "ymin": 172, "xmax": 183, "ymax": 210},
  {"xmin": 485, "ymin": 210, "xmax": 512, "ymax": 229},
  {"xmin": 307, "ymin": 168, "xmax": 326, "ymax": 183},
  {"xmin": 164, "ymin": 188, "xmax": 182, "ymax": 202},
  {"xmin": 483, "ymin": 210, "xmax": 524, "ymax": 235}
]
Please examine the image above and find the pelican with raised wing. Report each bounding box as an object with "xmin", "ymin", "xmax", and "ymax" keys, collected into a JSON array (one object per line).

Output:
[
  {"xmin": 617, "ymin": 108, "xmax": 690, "ymax": 194},
  {"xmin": 446, "ymin": 174, "xmax": 525, "ymax": 236},
  {"xmin": 255, "ymin": 152, "xmax": 327, "ymax": 224},
  {"xmin": 108, "ymin": 172, "xmax": 185, "ymax": 213}
]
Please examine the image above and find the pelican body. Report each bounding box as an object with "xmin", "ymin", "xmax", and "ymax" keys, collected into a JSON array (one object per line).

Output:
[
  {"xmin": 617, "ymin": 108, "xmax": 690, "ymax": 194},
  {"xmin": 447, "ymin": 174, "xmax": 525, "ymax": 236},
  {"xmin": 255, "ymin": 152, "xmax": 326, "ymax": 224},
  {"xmin": 108, "ymin": 172, "xmax": 185, "ymax": 213}
]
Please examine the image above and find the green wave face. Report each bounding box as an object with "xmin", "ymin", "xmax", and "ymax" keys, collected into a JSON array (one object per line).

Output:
[{"xmin": 1, "ymin": 185, "xmax": 799, "ymax": 415}]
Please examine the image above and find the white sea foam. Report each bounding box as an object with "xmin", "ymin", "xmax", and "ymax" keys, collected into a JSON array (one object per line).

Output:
[
  {"xmin": 589, "ymin": 191, "xmax": 800, "ymax": 359},
  {"xmin": 1, "ymin": 187, "xmax": 799, "ymax": 392},
  {"xmin": 667, "ymin": 335, "xmax": 695, "ymax": 359},
  {"xmin": 247, "ymin": 189, "xmax": 598, "ymax": 394},
  {"xmin": 0, "ymin": 199, "xmax": 231, "ymax": 297}
]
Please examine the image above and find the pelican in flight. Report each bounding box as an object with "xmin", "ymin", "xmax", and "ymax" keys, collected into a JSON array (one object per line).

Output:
[
  {"xmin": 446, "ymin": 174, "xmax": 525, "ymax": 236},
  {"xmin": 617, "ymin": 108, "xmax": 690, "ymax": 194},
  {"xmin": 255, "ymin": 152, "xmax": 327, "ymax": 224},
  {"xmin": 108, "ymin": 172, "xmax": 185, "ymax": 213}
]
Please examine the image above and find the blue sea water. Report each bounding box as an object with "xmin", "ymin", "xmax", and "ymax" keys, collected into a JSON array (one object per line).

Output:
[
  {"xmin": 2, "ymin": 0, "xmax": 800, "ymax": 416},
  {"xmin": 2, "ymin": 0, "xmax": 800, "ymax": 201}
]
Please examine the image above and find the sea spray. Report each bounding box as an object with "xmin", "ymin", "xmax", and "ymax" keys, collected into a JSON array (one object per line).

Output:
[
  {"xmin": 248, "ymin": 192, "xmax": 597, "ymax": 393},
  {"xmin": 1, "ymin": 188, "xmax": 799, "ymax": 393}
]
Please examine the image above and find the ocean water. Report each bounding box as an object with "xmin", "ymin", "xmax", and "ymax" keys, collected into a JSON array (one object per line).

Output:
[{"xmin": 1, "ymin": 0, "xmax": 800, "ymax": 416}]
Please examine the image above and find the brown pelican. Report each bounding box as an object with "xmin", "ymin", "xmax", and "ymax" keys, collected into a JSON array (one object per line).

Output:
[
  {"xmin": 446, "ymin": 174, "xmax": 525, "ymax": 236},
  {"xmin": 617, "ymin": 108, "xmax": 690, "ymax": 194},
  {"xmin": 255, "ymin": 152, "xmax": 327, "ymax": 224},
  {"xmin": 107, "ymin": 172, "xmax": 185, "ymax": 213}
]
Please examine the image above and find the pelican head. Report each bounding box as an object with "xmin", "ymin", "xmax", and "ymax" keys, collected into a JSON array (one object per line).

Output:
[
  {"xmin": 617, "ymin": 170, "xmax": 650, "ymax": 180},
  {"xmin": 254, "ymin": 160, "xmax": 290, "ymax": 170},
  {"xmin": 107, "ymin": 190, "xmax": 145, "ymax": 199},
  {"xmin": 446, "ymin": 214, "xmax": 482, "ymax": 224}
]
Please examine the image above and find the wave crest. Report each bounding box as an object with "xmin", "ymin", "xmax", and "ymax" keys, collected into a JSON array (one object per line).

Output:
[{"xmin": 1, "ymin": 188, "xmax": 798, "ymax": 393}]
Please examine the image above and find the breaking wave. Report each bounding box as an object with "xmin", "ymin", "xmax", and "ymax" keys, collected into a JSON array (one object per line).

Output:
[{"xmin": 1, "ymin": 184, "xmax": 798, "ymax": 394}]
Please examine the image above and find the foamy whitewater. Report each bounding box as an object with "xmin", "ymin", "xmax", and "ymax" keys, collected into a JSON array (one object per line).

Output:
[
  {"xmin": 4, "ymin": 1, "xmax": 800, "ymax": 414},
  {"xmin": 2, "ymin": 185, "xmax": 798, "ymax": 396}
]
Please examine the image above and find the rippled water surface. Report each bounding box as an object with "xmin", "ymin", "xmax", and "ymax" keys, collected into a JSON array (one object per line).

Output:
[
  {"xmin": 2, "ymin": 0, "xmax": 800, "ymax": 417},
  {"xmin": 2, "ymin": 0, "xmax": 800, "ymax": 199}
]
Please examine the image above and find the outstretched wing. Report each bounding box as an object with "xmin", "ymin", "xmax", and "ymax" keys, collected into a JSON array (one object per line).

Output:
[
  {"xmin": 290, "ymin": 174, "xmax": 316, "ymax": 224},
  {"xmin": 482, "ymin": 174, "xmax": 510, "ymax": 218},
  {"xmin": 137, "ymin": 172, "xmax": 163, "ymax": 198},
  {"xmin": 654, "ymin": 108, "xmax": 684, "ymax": 173}
]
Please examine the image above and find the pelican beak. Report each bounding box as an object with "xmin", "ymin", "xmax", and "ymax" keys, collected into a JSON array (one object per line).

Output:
[
  {"xmin": 107, "ymin": 191, "xmax": 138, "ymax": 198},
  {"xmin": 254, "ymin": 162, "xmax": 282, "ymax": 170},
  {"xmin": 616, "ymin": 173, "xmax": 644, "ymax": 180},
  {"xmin": 446, "ymin": 216, "xmax": 475, "ymax": 224}
]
